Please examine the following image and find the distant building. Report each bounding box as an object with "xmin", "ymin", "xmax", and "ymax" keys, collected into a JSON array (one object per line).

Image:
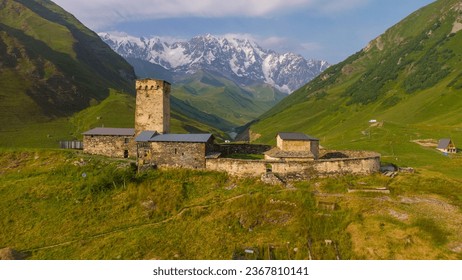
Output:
[
  {"xmin": 437, "ymin": 138, "xmax": 457, "ymax": 154},
  {"xmin": 264, "ymin": 132, "xmax": 320, "ymax": 161}
]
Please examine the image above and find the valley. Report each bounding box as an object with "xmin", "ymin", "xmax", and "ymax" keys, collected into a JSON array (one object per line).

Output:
[{"xmin": 1, "ymin": 0, "xmax": 462, "ymax": 261}]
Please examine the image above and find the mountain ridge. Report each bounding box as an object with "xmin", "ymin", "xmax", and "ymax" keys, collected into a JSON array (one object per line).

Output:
[{"xmin": 99, "ymin": 32, "xmax": 329, "ymax": 94}]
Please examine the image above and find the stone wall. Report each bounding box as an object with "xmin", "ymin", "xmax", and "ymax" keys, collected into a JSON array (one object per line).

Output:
[
  {"xmin": 314, "ymin": 154, "xmax": 381, "ymax": 176},
  {"xmin": 205, "ymin": 158, "xmax": 268, "ymax": 177},
  {"xmin": 277, "ymin": 137, "xmax": 311, "ymax": 151},
  {"xmin": 215, "ymin": 144, "xmax": 271, "ymax": 155},
  {"xmin": 83, "ymin": 135, "xmax": 136, "ymax": 158},
  {"xmin": 272, "ymin": 152, "xmax": 381, "ymax": 180},
  {"xmin": 139, "ymin": 142, "xmax": 207, "ymax": 169},
  {"xmin": 206, "ymin": 150, "xmax": 381, "ymax": 180}
]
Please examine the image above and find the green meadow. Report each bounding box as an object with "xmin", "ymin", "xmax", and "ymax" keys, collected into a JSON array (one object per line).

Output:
[{"xmin": 1, "ymin": 149, "xmax": 461, "ymax": 260}]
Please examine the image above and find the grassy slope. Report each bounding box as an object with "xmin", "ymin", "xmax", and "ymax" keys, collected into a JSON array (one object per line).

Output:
[
  {"xmin": 250, "ymin": 0, "xmax": 462, "ymax": 179},
  {"xmin": 1, "ymin": 149, "xmax": 461, "ymax": 260},
  {"xmin": 0, "ymin": 0, "xmax": 134, "ymax": 105}
]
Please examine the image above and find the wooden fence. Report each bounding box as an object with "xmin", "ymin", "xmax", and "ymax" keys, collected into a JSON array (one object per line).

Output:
[{"xmin": 59, "ymin": 141, "xmax": 83, "ymax": 150}]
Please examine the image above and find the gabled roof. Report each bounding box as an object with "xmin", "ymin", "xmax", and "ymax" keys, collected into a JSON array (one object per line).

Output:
[
  {"xmin": 82, "ymin": 127, "xmax": 135, "ymax": 136},
  {"xmin": 135, "ymin": 132, "xmax": 214, "ymax": 143},
  {"xmin": 135, "ymin": 131, "xmax": 158, "ymax": 142},
  {"xmin": 277, "ymin": 132, "xmax": 318, "ymax": 141},
  {"xmin": 437, "ymin": 138, "xmax": 452, "ymax": 149}
]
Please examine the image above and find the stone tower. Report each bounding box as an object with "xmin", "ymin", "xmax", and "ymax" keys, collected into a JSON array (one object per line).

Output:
[{"xmin": 135, "ymin": 79, "xmax": 171, "ymax": 135}]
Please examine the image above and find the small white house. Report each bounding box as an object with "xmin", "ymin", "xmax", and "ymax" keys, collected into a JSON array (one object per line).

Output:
[{"xmin": 437, "ymin": 138, "xmax": 457, "ymax": 154}]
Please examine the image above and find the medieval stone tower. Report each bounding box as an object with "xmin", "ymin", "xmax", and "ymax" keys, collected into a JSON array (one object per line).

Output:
[{"xmin": 135, "ymin": 79, "xmax": 171, "ymax": 135}]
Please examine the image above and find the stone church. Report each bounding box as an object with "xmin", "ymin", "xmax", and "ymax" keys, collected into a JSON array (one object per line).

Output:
[{"xmin": 82, "ymin": 79, "xmax": 215, "ymax": 168}]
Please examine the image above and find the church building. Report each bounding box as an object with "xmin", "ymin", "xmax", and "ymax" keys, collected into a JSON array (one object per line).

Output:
[{"xmin": 82, "ymin": 78, "xmax": 215, "ymax": 168}]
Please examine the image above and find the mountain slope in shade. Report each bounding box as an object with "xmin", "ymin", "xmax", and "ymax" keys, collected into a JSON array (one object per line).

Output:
[
  {"xmin": 100, "ymin": 33, "xmax": 330, "ymax": 94},
  {"xmin": 0, "ymin": 0, "xmax": 136, "ymax": 124},
  {"xmin": 247, "ymin": 0, "xmax": 462, "ymax": 175}
]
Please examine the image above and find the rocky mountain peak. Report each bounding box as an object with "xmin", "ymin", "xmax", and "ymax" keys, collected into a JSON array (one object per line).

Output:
[{"xmin": 100, "ymin": 33, "xmax": 330, "ymax": 93}]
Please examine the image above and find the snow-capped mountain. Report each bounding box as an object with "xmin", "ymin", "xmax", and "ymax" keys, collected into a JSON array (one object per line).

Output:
[{"xmin": 99, "ymin": 33, "xmax": 329, "ymax": 93}]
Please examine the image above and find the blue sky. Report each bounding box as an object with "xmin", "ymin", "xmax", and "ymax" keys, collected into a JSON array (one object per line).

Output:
[{"xmin": 53, "ymin": 0, "xmax": 435, "ymax": 63}]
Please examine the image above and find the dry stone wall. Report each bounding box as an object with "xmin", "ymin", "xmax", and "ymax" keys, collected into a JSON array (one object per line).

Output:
[
  {"xmin": 83, "ymin": 135, "xmax": 136, "ymax": 158},
  {"xmin": 206, "ymin": 158, "xmax": 268, "ymax": 177},
  {"xmin": 278, "ymin": 139, "xmax": 311, "ymax": 151},
  {"xmin": 206, "ymin": 151, "xmax": 381, "ymax": 180},
  {"xmin": 314, "ymin": 155, "xmax": 381, "ymax": 176},
  {"xmin": 141, "ymin": 142, "xmax": 207, "ymax": 169},
  {"xmin": 215, "ymin": 144, "xmax": 271, "ymax": 156}
]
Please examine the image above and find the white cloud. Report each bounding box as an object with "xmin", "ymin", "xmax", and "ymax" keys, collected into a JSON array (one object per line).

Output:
[
  {"xmin": 52, "ymin": 0, "xmax": 370, "ymax": 29},
  {"xmin": 300, "ymin": 42, "xmax": 322, "ymax": 52},
  {"xmin": 315, "ymin": 0, "xmax": 370, "ymax": 14}
]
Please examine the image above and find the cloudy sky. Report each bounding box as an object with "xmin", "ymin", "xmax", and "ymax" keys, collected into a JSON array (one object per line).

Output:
[{"xmin": 52, "ymin": 0, "xmax": 435, "ymax": 63}]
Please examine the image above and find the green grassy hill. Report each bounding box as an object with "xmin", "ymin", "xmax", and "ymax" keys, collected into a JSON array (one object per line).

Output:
[
  {"xmin": 0, "ymin": 0, "xmax": 134, "ymax": 145},
  {"xmin": 0, "ymin": 0, "xmax": 135, "ymax": 120},
  {"xmin": 249, "ymin": 0, "xmax": 462, "ymax": 179},
  {"xmin": 1, "ymin": 149, "xmax": 461, "ymax": 260}
]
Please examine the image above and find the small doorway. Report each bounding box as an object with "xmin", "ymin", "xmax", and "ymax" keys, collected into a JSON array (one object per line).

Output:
[{"xmin": 124, "ymin": 150, "xmax": 129, "ymax": 158}]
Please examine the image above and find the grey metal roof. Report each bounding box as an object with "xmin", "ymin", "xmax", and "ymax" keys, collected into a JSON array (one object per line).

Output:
[
  {"xmin": 135, "ymin": 131, "xmax": 158, "ymax": 142},
  {"xmin": 437, "ymin": 138, "xmax": 452, "ymax": 149},
  {"xmin": 151, "ymin": 133, "xmax": 213, "ymax": 143},
  {"xmin": 278, "ymin": 132, "xmax": 318, "ymax": 141},
  {"xmin": 82, "ymin": 127, "xmax": 135, "ymax": 136}
]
